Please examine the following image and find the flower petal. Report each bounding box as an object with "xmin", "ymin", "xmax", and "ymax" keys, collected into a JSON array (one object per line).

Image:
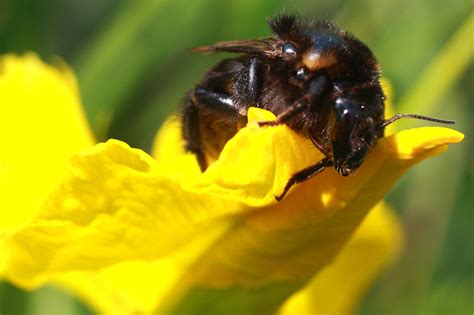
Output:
[
  {"xmin": 3, "ymin": 106, "xmax": 462, "ymax": 314},
  {"xmin": 9, "ymin": 202, "xmax": 403, "ymax": 315},
  {"xmin": 0, "ymin": 54, "xmax": 94, "ymax": 233},
  {"xmin": 153, "ymin": 109, "xmax": 324, "ymax": 206},
  {"xmin": 151, "ymin": 116, "xmax": 202, "ymax": 180},
  {"xmin": 52, "ymin": 220, "xmax": 233, "ymax": 315},
  {"xmin": 146, "ymin": 110, "xmax": 461, "ymax": 313},
  {"xmin": 155, "ymin": 108, "xmax": 463, "ymax": 208},
  {"xmin": 278, "ymin": 202, "xmax": 403, "ymax": 315},
  {"xmin": 3, "ymin": 140, "xmax": 243, "ymax": 288}
]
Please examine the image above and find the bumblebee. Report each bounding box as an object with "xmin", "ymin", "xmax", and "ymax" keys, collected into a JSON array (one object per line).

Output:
[{"xmin": 181, "ymin": 14, "xmax": 454, "ymax": 200}]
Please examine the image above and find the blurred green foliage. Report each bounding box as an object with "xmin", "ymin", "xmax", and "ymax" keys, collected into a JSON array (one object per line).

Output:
[{"xmin": 0, "ymin": 0, "xmax": 472, "ymax": 314}]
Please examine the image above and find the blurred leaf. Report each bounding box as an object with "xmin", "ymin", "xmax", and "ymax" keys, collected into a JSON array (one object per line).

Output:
[
  {"xmin": 397, "ymin": 12, "xmax": 473, "ymax": 118},
  {"xmin": 0, "ymin": 0, "xmax": 51, "ymax": 56},
  {"xmin": 420, "ymin": 279, "xmax": 474, "ymax": 315},
  {"xmin": 30, "ymin": 286, "xmax": 87, "ymax": 315},
  {"xmin": 0, "ymin": 282, "xmax": 29, "ymax": 315},
  {"xmin": 74, "ymin": 0, "xmax": 221, "ymax": 138},
  {"xmin": 370, "ymin": 0, "xmax": 471, "ymax": 95}
]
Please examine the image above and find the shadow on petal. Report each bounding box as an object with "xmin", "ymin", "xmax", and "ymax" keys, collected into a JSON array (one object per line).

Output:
[{"xmin": 278, "ymin": 202, "xmax": 403, "ymax": 315}]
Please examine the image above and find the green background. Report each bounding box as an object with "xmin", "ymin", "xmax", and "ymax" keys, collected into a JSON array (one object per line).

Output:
[{"xmin": 0, "ymin": 0, "xmax": 472, "ymax": 314}]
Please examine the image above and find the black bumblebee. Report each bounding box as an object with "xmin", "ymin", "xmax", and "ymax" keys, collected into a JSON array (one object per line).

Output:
[{"xmin": 181, "ymin": 14, "xmax": 454, "ymax": 201}]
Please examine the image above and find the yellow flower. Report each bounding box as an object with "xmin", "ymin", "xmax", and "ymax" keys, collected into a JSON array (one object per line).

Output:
[{"xmin": 0, "ymin": 54, "xmax": 463, "ymax": 314}]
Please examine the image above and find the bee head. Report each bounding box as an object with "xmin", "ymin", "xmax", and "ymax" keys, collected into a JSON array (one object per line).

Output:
[
  {"xmin": 330, "ymin": 95, "xmax": 383, "ymax": 176},
  {"xmin": 329, "ymin": 94, "xmax": 455, "ymax": 177}
]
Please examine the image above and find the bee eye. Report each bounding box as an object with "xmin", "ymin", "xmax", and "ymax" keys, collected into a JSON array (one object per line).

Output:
[
  {"xmin": 296, "ymin": 68, "xmax": 306, "ymax": 80},
  {"xmin": 282, "ymin": 42, "xmax": 297, "ymax": 59}
]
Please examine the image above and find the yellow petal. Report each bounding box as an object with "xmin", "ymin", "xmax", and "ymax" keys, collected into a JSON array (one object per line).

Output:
[
  {"xmin": 2, "ymin": 140, "xmax": 243, "ymax": 288},
  {"xmin": 155, "ymin": 108, "xmax": 463, "ymax": 208},
  {"xmin": 51, "ymin": 218, "xmax": 232, "ymax": 315},
  {"xmin": 3, "ymin": 107, "xmax": 462, "ymax": 314},
  {"xmin": 278, "ymin": 201, "xmax": 403, "ymax": 315},
  {"xmin": 0, "ymin": 54, "xmax": 94, "ymax": 234},
  {"xmin": 151, "ymin": 116, "xmax": 202, "ymax": 179},
  {"xmin": 8, "ymin": 203, "xmax": 400, "ymax": 315},
  {"xmin": 153, "ymin": 110, "xmax": 323, "ymax": 206},
  {"xmin": 147, "ymin": 109, "xmax": 461, "ymax": 312}
]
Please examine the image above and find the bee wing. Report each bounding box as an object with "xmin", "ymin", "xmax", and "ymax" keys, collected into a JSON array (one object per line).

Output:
[{"xmin": 193, "ymin": 38, "xmax": 280, "ymax": 57}]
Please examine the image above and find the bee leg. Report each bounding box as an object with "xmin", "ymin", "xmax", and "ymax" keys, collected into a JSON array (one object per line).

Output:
[
  {"xmin": 192, "ymin": 57, "xmax": 263, "ymax": 116},
  {"xmin": 276, "ymin": 158, "xmax": 333, "ymax": 201},
  {"xmin": 258, "ymin": 100, "xmax": 306, "ymax": 127},
  {"xmin": 182, "ymin": 98, "xmax": 208, "ymax": 171},
  {"xmin": 183, "ymin": 87, "xmax": 244, "ymax": 172},
  {"xmin": 193, "ymin": 87, "xmax": 242, "ymax": 114}
]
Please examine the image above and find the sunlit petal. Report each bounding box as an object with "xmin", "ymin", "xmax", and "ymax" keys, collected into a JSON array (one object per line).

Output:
[{"xmin": 0, "ymin": 54, "xmax": 94, "ymax": 234}]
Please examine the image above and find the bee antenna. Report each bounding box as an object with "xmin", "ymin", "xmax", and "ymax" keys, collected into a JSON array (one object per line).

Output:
[{"xmin": 380, "ymin": 113, "xmax": 455, "ymax": 129}]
